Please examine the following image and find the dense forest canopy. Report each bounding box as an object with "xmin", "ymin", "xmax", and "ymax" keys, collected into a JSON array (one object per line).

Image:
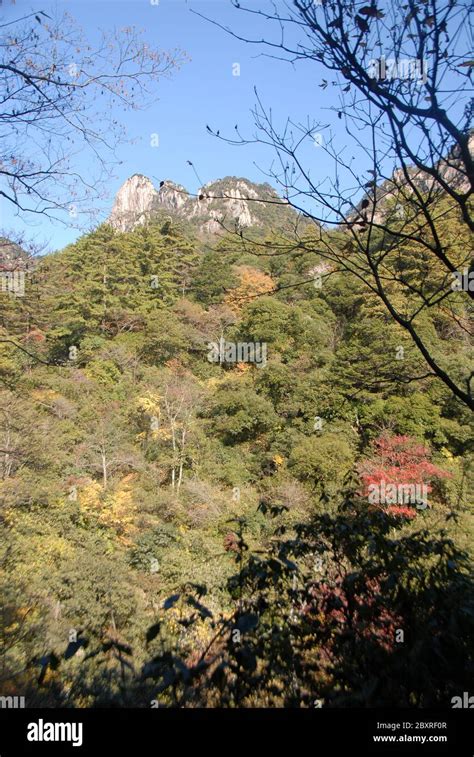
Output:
[{"xmin": 1, "ymin": 196, "xmax": 472, "ymax": 705}]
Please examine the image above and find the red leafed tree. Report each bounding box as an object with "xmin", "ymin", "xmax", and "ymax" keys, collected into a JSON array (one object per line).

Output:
[
  {"xmin": 304, "ymin": 576, "xmax": 404, "ymax": 659},
  {"xmin": 359, "ymin": 435, "xmax": 452, "ymax": 518}
]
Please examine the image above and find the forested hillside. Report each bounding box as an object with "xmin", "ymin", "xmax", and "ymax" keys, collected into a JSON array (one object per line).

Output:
[{"xmin": 1, "ymin": 182, "xmax": 472, "ymax": 706}]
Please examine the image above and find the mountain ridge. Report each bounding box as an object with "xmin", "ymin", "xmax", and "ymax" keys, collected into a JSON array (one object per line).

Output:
[{"xmin": 108, "ymin": 174, "xmax": 297, "ymax": 236}]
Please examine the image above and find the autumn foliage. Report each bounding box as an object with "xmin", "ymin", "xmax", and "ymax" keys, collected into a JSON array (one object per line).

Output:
[
  {"xmin": 224, "ymin": 265, "xmax": 275, "ymax": 313},
  {"xmin": 359, "ymin": 435, "xmax": 452, "ymax": 517}
]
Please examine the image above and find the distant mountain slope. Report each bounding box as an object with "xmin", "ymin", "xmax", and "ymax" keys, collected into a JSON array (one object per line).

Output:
[
  {"xmin": 108, "ymin": 174, "xmax": 302, "ymax": 236},
  {"xmin": 0, "ymin": 237, "xmax": 31, "ymax": 270},
  {"xmin": 351, "ymin": 132, "xmax": 474, "ymax": 224},
  {"xmin": 109, "ymin": 131, "xmax": 473, "ymax": 236}
]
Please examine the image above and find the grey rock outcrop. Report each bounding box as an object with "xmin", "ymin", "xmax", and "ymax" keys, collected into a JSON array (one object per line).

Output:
[{"xmin": 108, "ymin": 175, "xmax": 296, "ymax": 234}]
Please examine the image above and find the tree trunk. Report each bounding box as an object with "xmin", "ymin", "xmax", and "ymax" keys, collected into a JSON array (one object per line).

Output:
[{"xmin": 101, "ymin": 450, "xmax": 107, "ymax": 489}]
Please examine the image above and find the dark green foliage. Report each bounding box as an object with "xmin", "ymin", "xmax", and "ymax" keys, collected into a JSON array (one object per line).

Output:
[
  {"xmin": 141, "ymin": 493, "xmax": 474, "ymax": 707},
  {"xmin": 0, "ymin": 200, "xmax": 472, "ymax": 708}
]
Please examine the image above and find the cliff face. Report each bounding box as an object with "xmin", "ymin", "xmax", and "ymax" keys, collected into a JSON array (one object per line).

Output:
[
  {"xmin": 155, "ymin": 180, "xmax": 188, "ymax": 213},
  {"xmin": 108, "ymin": 174, "xmax": 159, "ymax": 232},
  {"xmin": 352, "ymin": 132, "xmax": 474, "ymax": 224},
  {"xmin": 108, "ymin": 175, "xmax": 297, "ymax": 234}
]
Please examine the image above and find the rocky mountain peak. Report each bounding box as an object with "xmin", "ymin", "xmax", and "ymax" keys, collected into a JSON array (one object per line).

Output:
[
  {"xmin": 108, "ymin": 173, "xmax": 298, "ymax": 235},
  {"xmin": 109, "ymin": 174, "xmax": 158, "ymax": 232},
  {"xmin": 156, "ymin": 180, "xmax": 188, "ymax": 212}
]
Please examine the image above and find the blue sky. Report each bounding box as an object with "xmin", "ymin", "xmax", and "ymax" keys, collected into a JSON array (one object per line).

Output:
[
  {"xmin": 2, "ymin": 0, "xmax": 341, "ymax": 252},
  {"xmin": 1, "ymin": 0, "xmax": 470, "ymax": 253}
]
